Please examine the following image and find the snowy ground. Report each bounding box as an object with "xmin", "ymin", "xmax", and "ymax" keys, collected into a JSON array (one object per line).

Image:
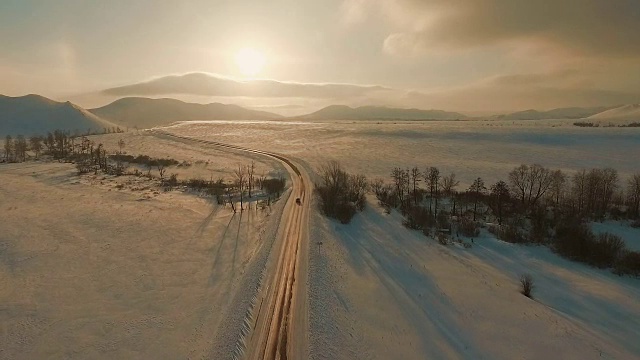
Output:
[
  {"xmin": 591, "ymin": 221, "xmax": 640, "ymax": 252},
  {"xmin": 0, "ymin": 155, "xmax": 288, "ymax": 359},
  {"xmin": 88, "ymin": 131, "xmax": 288, "ymax": 183},
  {"xmin": 308, "ymin": 196, "xmax": 640, "ymax": 360},
  {"xmin": 161, "ymin": 119, "xmax": 640, "ymax": 186},
  {"xmin": 2, "ymin": 120, "xmax": 639, "ymax": 359}
]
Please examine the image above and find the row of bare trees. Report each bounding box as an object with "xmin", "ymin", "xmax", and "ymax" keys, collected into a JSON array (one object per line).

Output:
[
  {"xmin": 228, "ymin": 161, "xmax": 286, "ymax": 212},
  {"xmin": 371, "ymin": 163, "xmax": 640, "ymax": 276},
  {"xmin": 4, "ymin": 134, "xmax": 40, "ymax": 162}
]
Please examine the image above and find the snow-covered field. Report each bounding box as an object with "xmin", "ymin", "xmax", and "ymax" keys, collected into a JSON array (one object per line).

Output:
[
  {"xmin": 309, "ymin": 197, "xmax": 640, "ymax": 360},
  {"xmin": 2, "ymin": 120, "xmax": 639, "ymax": 359},
  {"xmin": 0, "ymin": 156, "xmax": 288, "ymax": 359},
  {"xmin": 162, "ymin": 119, "xmax": 640, "ymax": 186},
  {"xmin": 591, "ymin": 221, "xmax": 640, "ymax": 252}
]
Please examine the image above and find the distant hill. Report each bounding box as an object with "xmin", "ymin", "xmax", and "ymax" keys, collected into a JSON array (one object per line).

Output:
[
  {"xmin": 89, "ymin": 97, "xmax": 283, "ymax": 128},
  {"xmin": 588, "ymin": 104, "xmax": 640, "ymax": 123},
  {"xmin": 298, "ymin": 105, "xmax": 467, "ymax": 120},
  {"xmin": 0, "ymin": 94, "xmax": 114, "ymax": 136},
  {"xmin": 497, "ymin": 106, "xmax": 617, "ymax": 120}
]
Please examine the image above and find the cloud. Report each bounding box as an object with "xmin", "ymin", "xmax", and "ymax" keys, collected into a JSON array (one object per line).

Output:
[
  {"xmin": 380, "ymin": 0, "xmax": 640, "ymax": 57},
  {"xmin": 340, "ymin": 0, "xmax": 370, "ymax": 25},
  {"xmin": 102, "ymin": 72, "xmax": 392, "ymax": 99},
  {"xmin": 402, "ymin": 76, "xmax": 640, "ymax": 112}
]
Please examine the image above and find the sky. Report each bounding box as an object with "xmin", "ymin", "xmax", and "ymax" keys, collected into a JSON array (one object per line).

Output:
[{"xmin": 1, "ymin": 0, "xmax": 640, "ymax": 113}]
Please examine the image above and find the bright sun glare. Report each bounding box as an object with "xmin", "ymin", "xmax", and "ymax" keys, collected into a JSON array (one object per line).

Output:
[{"xmin": 235, "ymin": 47, "xmax": 266, "ymax": 77}]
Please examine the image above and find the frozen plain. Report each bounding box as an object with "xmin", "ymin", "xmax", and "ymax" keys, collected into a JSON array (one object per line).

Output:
[
  {"xmin": 165, "ymin": 119, "xmax": 640, "ymax": 359},
  {"xmin": 1, "ymin": 119, "xmax": 639, "ymax": 359}
]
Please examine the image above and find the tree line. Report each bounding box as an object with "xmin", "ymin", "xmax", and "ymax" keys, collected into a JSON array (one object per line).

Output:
[
  {"xmin": 2, "ymin": 130, "xmax": 287, "ymax": 212},
  {"xmin": 368, "ymin": 163, "xmax": 640, "ymax": 276}
]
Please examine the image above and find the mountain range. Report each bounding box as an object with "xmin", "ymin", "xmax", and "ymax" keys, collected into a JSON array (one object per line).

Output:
[
  {"xmin": 89, "ymin": 97, "xmax": 282, "ymax": 128},
  {"xmin": 1, "ymin": 93, "xmax": 639, "ymax": 136},
  {"xmin": 298, "ymin": 105, "xmax": 467, "ymax": 120}
]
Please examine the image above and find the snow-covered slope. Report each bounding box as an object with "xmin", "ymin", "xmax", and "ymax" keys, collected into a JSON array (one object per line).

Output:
[
  {"xmin": 89, "ymin": 97, "xmax": 283, "ymax": 129},
  {"xmin": 588, "ymin": 104, "xmax": 640, "ymax": 123},
  {"xmin": 0, "ymin": 94, "xmax": 114, "ymax": 136},
  {"xmin": 497, "ymin": 106, "xmax": 616, "ymax": 120},
  {"xmin": 308, "ymin": 198, "xmax": 640, "ymax": 359}
]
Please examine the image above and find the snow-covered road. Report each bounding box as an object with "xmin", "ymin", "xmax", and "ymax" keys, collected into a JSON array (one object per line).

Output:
[{"xmin": 151, "ymin": 131, "xmax": 313, "ymax": 360}]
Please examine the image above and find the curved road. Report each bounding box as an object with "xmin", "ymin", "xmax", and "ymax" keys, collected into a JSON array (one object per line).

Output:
[{"xmin": 151, "ymin": 130, "xmax": 311, "ymax": 360}]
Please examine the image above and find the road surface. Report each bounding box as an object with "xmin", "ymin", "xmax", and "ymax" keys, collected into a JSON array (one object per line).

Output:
[{"xmin": 151, "ymin": 130, "xmax": 311, "ymax": 360}]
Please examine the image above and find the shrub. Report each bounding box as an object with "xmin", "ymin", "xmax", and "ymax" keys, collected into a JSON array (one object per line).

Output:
[
  {"xmin": 403, "ymin": 206, "xmax": 432, "ymax": 230},
  {"xmin": 263, "ymin": 177, "xmax": 286, "ymax": 197},
  {"xmin": 437, "ymin": 211, "xmax": 450, "ymax": 229},
  {"xmin": 590, "ymin": 233, "xmax": 625, "ymax": 268},
  {"xmin": 316, "ymin": 161, "xmax": 367, "ymax": 224},
  {"xmin": 614, "ymin": 251, "xmax": 640, "ymax": 277},
  {"xmin": 335, "ymin": 202, "xmax": 357, "ymax": 224},
  {"xmin": 437, "ymin": 233, "xmax": 448, "ymax": 245},
  {"xmin": 554, "ymin": 218, "xmax": 625, "ymax": 268},
  {"xmin": 164, "ymin": 173, "xmax": 178, "ymax": 188},
  {"xmin": 554, "ymin": 219, "xmax": 595, "ymax": 261},
  {"xmin": 520, "ymin": 274, "xmax": 534, "ymax": 298},
  {"xmin": 459, "ymin": 218, "xmax": 480, "ymax": 237},
  {"xmin": 491, "ymin": 225, "xmax": 527, "ymax": 244},
  {"xmin": 187, "ymin": 178, "xmax": 208, "ymax": 190}
]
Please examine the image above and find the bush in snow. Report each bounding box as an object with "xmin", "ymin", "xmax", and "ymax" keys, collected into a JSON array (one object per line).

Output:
[
  {"xmin": 403, "ymin": 205, "xmax": 432, "ymax": 230},
  {"xmin": 554, "ymin": 218, "xmax": 625, "ymax": 268},
  {"xmin": 490, "ymin": 224, "xmax": 527, "ymax": 244},
  {"xmin": 316, "ymin": 161, "xmax": 367, "ymax": 224},
  {"xmin": 614, "ymin": 251, "xmax": 640, "ymax": 277},
  {"xmin": 335, "ymin": 202, "xmax": 357, "ymax": 225},
  {"xmin": 163, "ymin": 173, "xmax": 179, "ymax": 188},
  {"xmin": 519, "ymin": 274, "xmax": 535, "ymax": 298},
  {"xmin": 437, "ymin": 233, "xmax": 448, "ymax": 245},
  {"xmin": 458, "ymin": 218, "xmax": 480, "ymax": 237}
]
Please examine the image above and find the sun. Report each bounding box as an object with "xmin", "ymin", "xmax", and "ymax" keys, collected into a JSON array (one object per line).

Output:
[{"xmin": 235, "ymin": 47, "xmax": 266, "ymax": 77}]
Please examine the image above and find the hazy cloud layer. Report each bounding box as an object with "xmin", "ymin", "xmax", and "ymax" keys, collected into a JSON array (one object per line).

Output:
[
  {"xmin": 380, "ymin": 0, "xmax": 640, "ymax": 57},
  {"xmin": 103, "ymin": 73, "xmax": 392, "ymax": 99}
]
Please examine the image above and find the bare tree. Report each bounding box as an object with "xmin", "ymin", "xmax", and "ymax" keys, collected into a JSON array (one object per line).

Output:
[
  {"xmin": 29, "ymin": 136, "xmax": 43, "ymax": 159},
  {"xmin": 234, "ymin": 164, "xmax": 247, "ymax": 211},
  {"xmin": 490, "ymin": 180, "xmax": 509, "ymax": 225},
  {"xmin": 157, "ymin": 162, "xmax": 167, "ymax": 179},
  {"xmin": 14, "ymin": 135, "xmax": 28, "ymax": 162},
  {"xmin": 112, "ymin": 139, "xmax": 126, "ymax": 174},
  {"xmin": 427, "ymin": 167, "xmax": 441, "ymax": 215},
  {"xmin": 469, "ymin": 177, "xmax": 486, "ymax": 221},
  {"xmin": 549, "ymin": 169, "xmax": 567, "ymax": 206},
  {"xmin": 628, "ymin": 173, "xmax": 640, "ymax": 219},
  {"xmin": 225, "ymin": 183, "xmax": 237, "ymax": 212},
  {"xmin": 441, "ymin": 173, "xmax": 459, "ymax": 195},
  {"xmin": 4, "ymin": 135, "xmax": 13, "ymax": 161},
  {"xmin": 247, "ymin": 161, "xmax": 256, "ymax": 198},
  {"xmin": 600, "ymin": 168, "xmax": 618, "ymax": 214},
  {"xmin": 572, "ymin": 169, "xmax": 587, "ymax": 213},
  {"xmin": 509, "ymin": 164, "xmax": 553, "ymax": 210},
  {"xmin": 410, "ymin": 167, "xmax": 421, "ymax": 205},
  {"xmin": 391, "ymin": 167, "xmax": 408, "ymax": 210}
]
